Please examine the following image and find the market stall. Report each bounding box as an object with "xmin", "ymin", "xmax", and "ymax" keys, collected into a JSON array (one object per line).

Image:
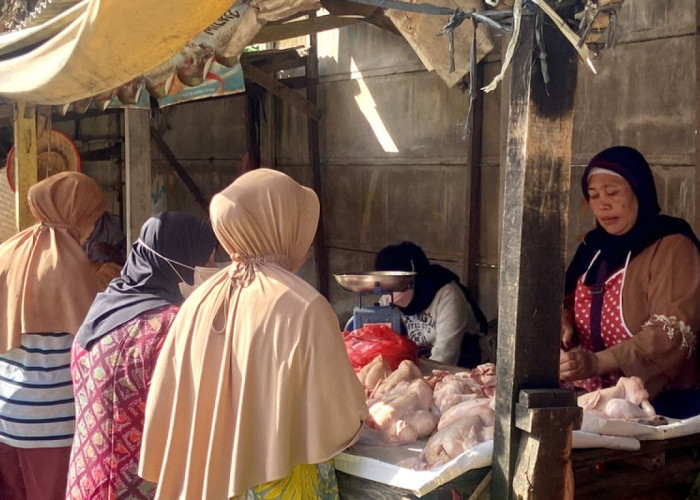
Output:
[
  {"xmin": 3, "ymin": 0, "xmax": 700, "ymax": 498},
  {"xmin": 331, "ymin": 351, "xmax": 700, "ymax": 498}
]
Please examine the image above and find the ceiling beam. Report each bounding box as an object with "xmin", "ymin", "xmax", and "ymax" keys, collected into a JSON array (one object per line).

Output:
[
  {"xmin": 251, "ymin": 15, "xmax": 361, "ymax": 44},
  {"xmin": 242, "ymin": 63, "xmax": 322, "ymax": 121}
]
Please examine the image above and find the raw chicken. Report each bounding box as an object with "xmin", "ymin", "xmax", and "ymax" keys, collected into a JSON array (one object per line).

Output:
[
  {"xmin": 433, "ymin": 374, "xmax": 486, "ymax": 413},
  {"xmin": 367, "ymin": 378, "xmax": 437, "ymax": 444},
  {"xmin": 577, "ymin": 376, "xmax": 659, "ymax": 422},
  {"xmin": 369, "ymin": 359, "xmax": 422, "ymax": 400},
  {"xmin": 356, "ymin": 355, "xmax": 392, "ymax": 395},
  {"xmin": 467, "ymin": 363, "xmax": 496, "ymax": 388},
  {"xmin": 424, "ymin": 370, "xmax": 455, "ymax": 389},
  {"xmin": 437, "ymin": 398, "xmax": 494, "ymax": 430},
  {"xmin": 465, "ymin": 363, "xmax": 497, "ymax": 397},
  {"xmin": 422, "ymin": 410, "xmax": 495, "ymax": 468},
  {"xmin": 578, "ymin": 376, "xmax": 649, "ymax": 410}
]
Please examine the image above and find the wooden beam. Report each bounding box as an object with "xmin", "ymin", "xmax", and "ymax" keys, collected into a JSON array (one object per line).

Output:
[
  {"xmin": 124, "ymin": 109, "xmax": 151, "ymax": 247},
  {"xmin": 513, "ymin": 390, "xmax": 581, "ymax": 498},
  {"xmin": 278, "ymin": 76, "xmax": 308, "ymax": 90},
  {"xmin": 149, "ymin": 126, "xmax": 209, "ymax": 214},
  {"xmin": 242, "ymin": 63, "xmax": 323, "ymax": 121},
  {"xmin": 491, "ymin": 5, "xmax": 579, "ymax": 498},
  {"xmin": 13, "ymin": 102, "xmax": 37, "ymax": 231},
  {"xmin": 244, "ymin": 96, "xmax": 261, "ymax": 169},
  {"xmin": 251, "ymin": 15, "xmax": 361, "ymax": 44},
  {"xmin": 306, "ymin": 20, "xmax": 329, "ymax": 298},
  {"xmin": 251, "ymin": 57, "xmax": 309, "ymax": 75},
  {"xmin": 241, "ymin": 48, "xmax": 307, "ymax": 68},
  {"xmin": 260, "ymin": 92, "xmax": 277, "ymax": 170}
]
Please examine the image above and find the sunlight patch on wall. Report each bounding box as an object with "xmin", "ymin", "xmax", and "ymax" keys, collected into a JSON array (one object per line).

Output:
[
  {"xmin": 350, "ymin": 58, "xmax": 398, "ymax": 153},
  {"xmin": 317, "ymin": 10, "xmax": 339, "ymax": 63}
]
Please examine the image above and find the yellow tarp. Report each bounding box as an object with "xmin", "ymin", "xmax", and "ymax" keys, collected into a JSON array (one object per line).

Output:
[{"xmin": 0, "ymin": 0, "xmax": 237, "ymax": 104}]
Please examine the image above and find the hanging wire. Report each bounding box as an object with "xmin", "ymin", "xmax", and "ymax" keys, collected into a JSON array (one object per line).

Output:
[
  {"xmin": 534, "ymin": 9, "xmax": 550, "ymax": 94},
  {"xmin": 462, "ymin": 17, "xmax": 478, "ymax": 140}
]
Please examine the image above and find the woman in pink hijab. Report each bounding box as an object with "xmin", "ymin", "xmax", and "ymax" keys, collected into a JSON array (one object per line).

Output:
[
  {"xmin": 0, "ymin": 172, "xmax": 105, "ymax": 500},
  {"xmin": 139, "ymin": 169, "xmax": 367, "ymax": 499}
]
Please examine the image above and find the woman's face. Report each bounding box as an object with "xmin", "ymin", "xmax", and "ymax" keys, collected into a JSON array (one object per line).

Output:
[
  {"xmin": 587, "ymin": 173, "xmax": 639, "ymax": 235},
  {"xmin": 391, "ymin": 288, "xmax": 414, "ymax": 308}
]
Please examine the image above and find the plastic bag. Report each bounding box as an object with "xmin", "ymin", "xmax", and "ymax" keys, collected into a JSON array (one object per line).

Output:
[{"xmin": 343, "ymin": 324, "xmax": 419, "ymax": 372}]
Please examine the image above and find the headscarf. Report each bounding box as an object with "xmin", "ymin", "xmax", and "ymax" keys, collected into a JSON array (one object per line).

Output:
[
  {"xmin": 375, "ymin": 242, "xmax": 489, "ymax": 333},
  {"xmin": 565, "ymin": 146, "xmax": 700, "ymax": 294},
  {"xmin": 139, "ymin": 169, "xmax": 367, "ymax": 499},
  {"xmin": 75, "ymin": 212, "xmax": 217, "ymax": 349},
  {"xmin": 84, "ymin": 212, "xmax": 126, "ymax": 265},
  {"xmin": 0, "ymin": 172, "xmax": 105, "ymax": 353},
  {"xmin": 375, "ymin": 241, "xmax": 460, "ymax": 315}
]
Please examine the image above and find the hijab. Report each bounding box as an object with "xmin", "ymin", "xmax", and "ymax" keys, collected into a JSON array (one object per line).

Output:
[
  {"xmin": 75, "ymin": 211, "xmax": 217, "ymax": 349},
  {"xmin": 565, "ymin": 146, "xmax": 700, "ymax": 294},
  {"xmin": 0, "ymin": 172, "xmax": 105, "ymax": 354},
  {"xmin": 375, "ymin": 241, "xmax": 460, "ymax": 315},
  {"xmin": 139, "ymin": 169, "xmax": 367, "ymax": 499},
  {"xmin": 84, "ymin": 212, "xmax": 126, "ymax": 265}
]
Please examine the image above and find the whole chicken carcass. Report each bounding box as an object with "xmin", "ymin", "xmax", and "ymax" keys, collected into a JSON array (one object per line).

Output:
[
  {"xmin": 369, "ymin": 359, "xmax": 422, "ymax": 400},
  {"xmin": 422, "ymin": 410, "xmax": 495, "ymax": 468},
  {"xmin": 578, "ymin": 376, "xmax": 659, "ymax": 423},
  {"xmin": 578, "ymin": 376, "xmax": 649, "ymax": 411},
  {"xmin": 356, "ymin": 355, "xmax": 392, "ymax": 395},
  {"xmin": 367, "ymin": 378, "xmax": 437, "ymax": 444},
  {"xmin": 467, "ymin": 363, "xmax": 497, "ymax": 388},
  {"xmin": 437, "ymin": 398, "xmax": 494, "ymax": 430},
  {"xmin": 433, "ymin": 374, "xmax": 486, "ymax": 413}
]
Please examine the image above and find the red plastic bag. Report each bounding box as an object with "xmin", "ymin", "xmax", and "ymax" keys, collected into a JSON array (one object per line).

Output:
[{"xmin": 343, "ymin": 324, "xmax": 419, "ymax": 372}]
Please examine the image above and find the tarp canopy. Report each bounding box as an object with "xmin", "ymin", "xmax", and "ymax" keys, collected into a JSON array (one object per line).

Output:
[
  {"xmin": 0, "ymin": 0, "xmax": 255, "ymax": 104},
  {"xmin": 0, "ymin": 0, "xmax": 240, "ymax": 104},
  {"xmin": 0, "ymin": 0, "xmax": 499, "ymax": 107}
]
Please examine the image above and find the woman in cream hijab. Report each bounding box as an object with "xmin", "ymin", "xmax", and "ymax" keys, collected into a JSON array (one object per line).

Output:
[
  {"xmin": 139, "ymin": 169, "xmax": 367, "ymax": 499},
  {"xmin": 0, "ymin": 172, "xmax": 105, "ymax": 500}
]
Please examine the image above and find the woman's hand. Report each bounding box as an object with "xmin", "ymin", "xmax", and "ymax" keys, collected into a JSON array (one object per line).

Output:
[
  {"xmin": 560, "ymin": 348, "xmax": 598, "ymax": 381},
  {"xmin": 561, "ymin": 308, "xmax": 575, "ymax": 350}
]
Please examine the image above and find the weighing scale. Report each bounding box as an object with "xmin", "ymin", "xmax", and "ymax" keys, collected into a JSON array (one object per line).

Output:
[{"xmin": 333, "ymin": 271, "xmax": 416, "ymax": 333}]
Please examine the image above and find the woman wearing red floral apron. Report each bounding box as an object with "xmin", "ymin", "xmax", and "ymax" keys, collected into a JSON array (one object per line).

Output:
[
  {"xmin": 571, "ymin": 252, "xmax": 633, "ymax": 392},
  {"xmin": 560, "ymin": 146, "xmax": 700, "ymax": 418}
]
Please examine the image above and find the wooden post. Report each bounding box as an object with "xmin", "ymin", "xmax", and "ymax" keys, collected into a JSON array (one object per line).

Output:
[
  {"xmin": 513, "ymin": 389, "xmax": 582, "ymax": 499},
  {"xmin": 261, "ymin": 92, "xmax": 277, "ymax": 169},
  {"xmin": 13, "ymin": 102, "xmax": 37, "ymax": 231},
  {"xmin": 124, "ymin": 108, "xmax": 152, "ymax": 247},
  {"xmin": 491, "ymin": 5, "xmax": 579, "ymax": 498},
  {"xmin": 307, "ymin": 22, "xmax": 329, "ymax": 298},
  {"xmin": 245, "ymin": 95, "xmax": 262, "ymax": 169}
]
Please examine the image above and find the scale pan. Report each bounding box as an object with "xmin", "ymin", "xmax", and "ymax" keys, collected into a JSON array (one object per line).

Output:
[{"xmin": 333, "ymin": 271, "xmax": 416, "ymax": 294}]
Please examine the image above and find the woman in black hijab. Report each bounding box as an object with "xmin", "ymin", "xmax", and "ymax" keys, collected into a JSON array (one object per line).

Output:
[
  {"xmin": 560, "ymin": 146, "xmax": 700, "ymax": 416},
  {"xmin": 67, "ymin": 212, "xmax": 217, "ymax": 500},
  {"xmin": 375, "ymin": 242, "xmax": 487, "ymax": 366}
]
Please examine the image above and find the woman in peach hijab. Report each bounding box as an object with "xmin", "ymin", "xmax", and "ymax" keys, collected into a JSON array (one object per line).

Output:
[
  {"xmin": 139, "ymin": 169, "xmax": 367, "ymax": 499},
  {"xmin": 0, "ymin": 172, "xmax": 105, "ymax": 500}
]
